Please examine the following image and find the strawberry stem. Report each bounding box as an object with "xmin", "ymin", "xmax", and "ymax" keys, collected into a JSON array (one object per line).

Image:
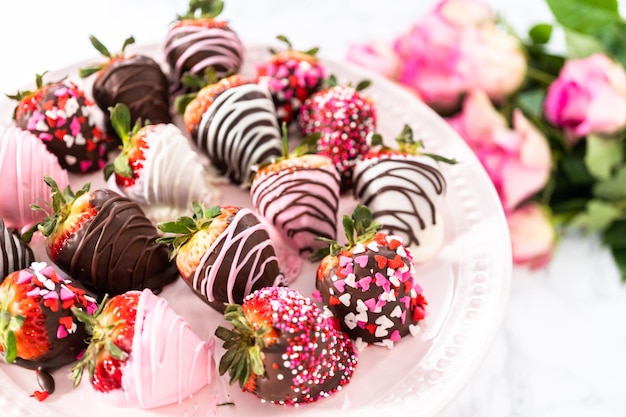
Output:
[
  {"xmin": 157, "ymin": 202, "xmax": 223, "ymax": 260},
  {"xmin": 22, "ymin": 176, "xmax": 91, "ymax": 243},
  {"xmin": 79, "ymin": 35, "xmax": 136, "ymax": 78},
  {"xmin": 178, "ymin": 0, "xmax": 224, "ymax": 20},
  {"xmin": 215, "ymin": 304, "xmax": 269, "ymax": 388},
  {"xmin": 308, "ymin": 203, "xmax": 381, "ymax": 262}
]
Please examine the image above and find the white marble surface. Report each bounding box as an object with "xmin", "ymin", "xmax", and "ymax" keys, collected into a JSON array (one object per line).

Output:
[{"xmin": 1, "ymin": 1, "xmax": 626, "ymax": 416}]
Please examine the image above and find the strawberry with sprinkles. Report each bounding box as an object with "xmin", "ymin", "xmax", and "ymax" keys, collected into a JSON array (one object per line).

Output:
[{"xmin": 310, "ymin": 204, "xmax": 427, "ymax": 350}]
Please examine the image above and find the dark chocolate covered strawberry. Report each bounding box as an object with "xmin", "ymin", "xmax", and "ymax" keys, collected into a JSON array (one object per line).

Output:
[
  {"xmin": 164, "ymin": 0, "xmax": 244, "ymax": 96},
  {"xmin": 157, "ymin": 203, "xmax": 285, "ymax": 313},
  {"xmin": 80, "ymin": 35, "xmax": 171, "ymax": 143},
  {"xmin": 215, "ymin": 286, "xmax": 358, "ymax": 405},
  {"xmin": 0, "ymin": 262, "xmax": 98, "ymax": 399},
  {"xmin": 181, "ymin": 74, "xmax": 283, "ymax": 186},
  {"xmin": 1, "ymin": 217, "xmax": 35, "ymax": 280},
  {"xmin": 250, "ymin": 129, "xmax": 340, "ymax": 258},
  {"xmin": 24, "ymin": 176, "xmax": 178, "ymax": 298},
  {"xmin": 256, "ymin": 35, "xmax": 326, "ymax": 125},
  {"xmin": 71, "ymin": 289, "xmax": 215, "ymax": 408},
  {"xmin": 299, "ymin": 75, "xmax": 377, "ymax": 192},
  {"xmin": 353, "ymin": 124, "xmax": 455, "ymax": 263},
  {"xmin": 310, "ymin": 204, "xmax": 427, "ymax": 350},
  {"xmin": 8, "ymin": 73, "xmax": 110, "ymax": 173}
]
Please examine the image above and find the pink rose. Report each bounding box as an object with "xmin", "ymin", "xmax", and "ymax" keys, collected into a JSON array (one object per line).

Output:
[
  {"xmin": 544, "ymin": 53, "xmax": 626, "ymax": 142},
  {"xmin": 392, "ymin": 0, "xmax": 526, "ymax": 113},
  {"xmin": 447, "ymin": 90, "xmax": 552, "ymax": 213},
  {"xmin": 346, "ymin": 41, "xmax": 400, "ymax": 81},
  {"xmin": 507, "ymin": 202, "xmax": 556, "ymax": 269}
]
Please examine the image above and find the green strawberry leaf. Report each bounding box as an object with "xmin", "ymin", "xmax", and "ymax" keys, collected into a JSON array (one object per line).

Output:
[{"xmin": 4, "ymin": 330, "xmax": 17, "ymax": 363}]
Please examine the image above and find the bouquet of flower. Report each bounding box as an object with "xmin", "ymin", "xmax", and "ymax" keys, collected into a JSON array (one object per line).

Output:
[{"xmin": 347, "ymin": 0, "xmax": 626, "ymax": 280}]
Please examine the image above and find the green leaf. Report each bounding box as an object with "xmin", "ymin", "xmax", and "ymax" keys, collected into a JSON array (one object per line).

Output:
[
  {"xmin": 88, "ymin": 34, "xmax": 112, "ymax": 58},
  {"xmin": 564, "ymin": 29, "xmax": 607, "ymax": 58},
  {"xmin": 608, "ymin": 246, "xmax": 626, "ymax": 282},
  {"xmin": 570, "ymin": 199, "xmax": 622, "ymax": 231},
  {"xmin": 602, "ymin": 219, "xmax": 626, "ymax": 248},
  {"xmin": 584, "ymin": 134, "xmax": 623, "ymax": 180},
  {"xmin": 593, "ymin": 166, "xmax": 626, "ymax": 200},
  {"xmin": 109, "ymin": 103, "xmax": 131, "ymax": 142},
  {"xmin": 4, "ymin": 330, "xmax": 17, "ymax": 363},
  {"xmin": 105, "ymin": 339, "xmax": 128, "ymax": 360},
  {"xmin": 529, "ymin": 23, "xmax": 553, "ymax": 45},
  {"xmin": 546, "ymin": 0, "xmax": 620, "ymax": 34},
  {"xmin": 516, "ymin": 89, "xmax": 546, "ymax": 119}
]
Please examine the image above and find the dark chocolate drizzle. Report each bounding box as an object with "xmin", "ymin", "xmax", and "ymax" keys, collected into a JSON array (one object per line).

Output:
[
  {"xmin": 53, "ymin": 189, "xmax": 178, "ymax": 297},
  {"xmin": 188, "ymin": 208, "xmax": 284, "ymax": 313},
  {"xmin": 195, "ymin": 84, "xmax": 282, "ymax": 186},
  {"xmin": 353, "ymin": 156, "xmax": 446, "ymax": 247},
  {"xmin": 92, "ymin": 55, "xmax": 171, "ymax": 143},
  {"xmin": 0, "ymin": 217, "xmax": 35, "ymax": 281}
]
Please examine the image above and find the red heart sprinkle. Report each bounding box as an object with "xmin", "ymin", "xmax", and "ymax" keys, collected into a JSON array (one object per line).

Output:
[{"xmin": 31, "ymin": 391, "xmax": 49, "ymax": 402}]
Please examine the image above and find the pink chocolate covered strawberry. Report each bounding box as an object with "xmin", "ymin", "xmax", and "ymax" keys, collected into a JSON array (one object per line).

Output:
[
  {"xmin": 9, "ymin": 73, "xmax": 110, "ymax": 173},
  {"xmin": 352, "ymin": 124, "xmax": 455, "ymax": 263},
  {"xmin": 299, "ymin": 75, "xmax": 376, "ymax": 192},
  {"xmin": 71, "ymin": 289, "xmax": 215, "ymax": 408},
  {"xmin": 256, "ymin": 35, "xmax": 326, "ymax": 125},
  {"xmin": 215, "ymin": 286, "xmax": 358, "ymax": 405},
  {"xmin": 310, "ymin": 204, "xmax": 428, "ymax": 350},
  {"xmin": 250, "ymin": 129, "xmax": 340, "ymax": 258},
  {"xmin": 164, "ymin": 0, "xmax": 244, "ymax": 97}
]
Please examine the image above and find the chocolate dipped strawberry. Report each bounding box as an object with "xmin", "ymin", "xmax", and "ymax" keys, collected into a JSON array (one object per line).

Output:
[
  {"xmin": 256, "ymin": 35, "xmax": 326, "ymax": 125},
  {"xmin": 157, "ymin": 203, "xmax": 285, "ymax": 313},
  {"xmin": 80, "ymin": 35, "xmax": 171, "ymax": 143},
  {"xmin": 250, "ymin": 128, "xmax": 340, "ymax": 258},
  {"xmin": 8, "ymin": 73, "xmax": 110, "ymax": 173},
  {"xmin": 103, "ymin": 103, "xmax": 221, "ymax": 221},
  {"xmin": 310, "ymin": 204, "xmax": 428, "ymax": 350},
  {"xmin": 0, "ymin": 262, "xmax": 98, "ymax": 398},
  {"xmin": 180, "ymin": 74, "xmax": 283, "ymax": 186},
  {"xmin": 353, "ymin": 124, "xmax": 455, "ymax": 263},
  {"xmin": 215, "ymin": 286, "xmax": 358, "ymax": 405},
  {"xmin": 0, "ymin": 217, "xmax": 35, "ymax": 280},
  {"xmin": 24, "ymin": 176, "xmax": 178, "ymax": 298},
  {"xmin": 299, "ymin": 75, "xmax": 376, "ymax": 192},
  {"xmin": 164, "ymin": 0, "xmax": 244, "ymax": 96},
  {"xmin": 71, "ymin": 289, "xmax": 215, "ymax": 408}
]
